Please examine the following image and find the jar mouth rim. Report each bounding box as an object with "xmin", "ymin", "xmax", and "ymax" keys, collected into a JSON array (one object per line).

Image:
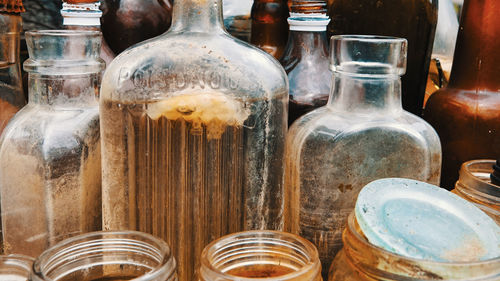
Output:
[
  {"xmin": 346, "ymin": 212, "xmax": 500, "ymax": 265},
  {"xmin": 0, "ymin": 254, "xmax": 34, "ymax": 274},
  {"xmin": 200, "ymin": 230, "xmax": 321, "ymax": 280},
  {"xmin": 331, "ymin": 35, "xmax": 407, "ymax": 43},
  {"xmin": 26, "ymin": 30, "xmax": 101, "ymax": 38},
  {"xmin": 33, "ymin": 231, "xmax": 175, "ymax": 281}
]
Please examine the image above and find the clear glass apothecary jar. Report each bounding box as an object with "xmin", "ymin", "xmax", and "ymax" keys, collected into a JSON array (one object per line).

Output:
[
  {"xmin": 328, "ymin": 213, "xmax": 500, "ymax": 280},
  {"xmin": 0, "ymin": 30, "xmax": 103, "ymax": 257},
  {"xmin": 453, "ymin": 159, "xmax": 500, "ymax": 224},
  {"xmin": 198, "ymin": 230, "xmax": 321, "ymax": 281},
  {"xmin": 99, "ymin": 0, "xmax": 288, "ymax": 280},
  {"xmin": 31, "ymin": 231, "xmax": 177, "ymax": 281},
  {"xmin": 284, "ymin": 35, "xmax": 442, "ymax": 277},
  {"xmin": 0, "ymin": 254, "xmax": 33, "ymax": 280}
]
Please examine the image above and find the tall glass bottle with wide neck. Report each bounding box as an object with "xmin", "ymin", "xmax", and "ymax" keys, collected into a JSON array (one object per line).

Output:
[
  {"xmin": 0, "ymin": 30, "xmax": 103, "ymax": 257},
  {"xmin": 0, "ymin": 2, "xmax": 26, "ymax": 135},
  {"xmin": 100, "ymin": 1, "xmax": 288, "ymax": 280},
  {"xmin": 424, "ymin": 0, "xmax": 500, "ymax": 189},
  {"xmin": 280, "ymin": 0, "xmax": 330, "ymax": 126},
  {"xmin": 327, "ymin": 0, "xmax": 437, "ymax": 116},
  {"xmin": 284, "ymin": 36, "xmax": 442, "ymax": 279},
  {"xmin": 251, "ymin": 0, "xmax": 289, "ymax": 59}
]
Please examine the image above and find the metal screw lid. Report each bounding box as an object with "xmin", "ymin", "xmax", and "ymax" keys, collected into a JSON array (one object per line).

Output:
[{"xmin": 0, "ymin": 0, "xmax": 25, "ymax": 14}]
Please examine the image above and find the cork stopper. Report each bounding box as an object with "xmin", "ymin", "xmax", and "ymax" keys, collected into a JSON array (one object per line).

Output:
[{"xmin": 0, "ymin": 0, "xmax": 25, "ymax": 14}]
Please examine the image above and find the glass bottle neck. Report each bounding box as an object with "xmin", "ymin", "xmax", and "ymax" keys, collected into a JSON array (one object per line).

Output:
[
  {"xmin": 284, "ymin": 30, "xmax": 328, "ymax": 57},
  {"xmin": 448, "ymin": 0, "xmax": 500, "ymax": 90},
  {"xmin": 169, "ymin": 0, "xmax": 225, "ymax": 33},
  {"xmin": 327, "ymin": 73, "xmax": 402, "ymax": 115},
  {"xmin": 28, "ymin": 74, "xmax": 100, "ymax": 107},
  {"xmin": 0, "ymin": 13, "xmax": 22, "ymax": 66}
]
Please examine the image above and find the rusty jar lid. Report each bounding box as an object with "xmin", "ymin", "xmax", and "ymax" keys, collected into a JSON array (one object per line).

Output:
[{"xmin": 0, "ymin": 0, "xmax": 25, "ymax": 14}]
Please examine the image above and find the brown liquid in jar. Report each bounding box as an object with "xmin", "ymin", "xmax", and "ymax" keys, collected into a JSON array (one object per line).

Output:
[{"xmin": 226, "ymin": 264, "xmax": 295, "ymax": 278}]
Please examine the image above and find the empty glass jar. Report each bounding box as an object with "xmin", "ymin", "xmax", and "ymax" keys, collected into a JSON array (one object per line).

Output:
[
  {"xmin": 31, "ymin": 231, "xmax": 177, "ymax": 281},
  {"xmin": 328, "ymin": 213, "xmax": 500, "ymax": 280},
  {"xmin": 453, "ymin": 160, "xmax": 500, "ymax": 224},
  {"xmin": 0, "ymin": 30, "xmax": 103, "ymax": 257},
  {"xmin": 0, "ymin": 255, "xmax": 33, "ymax": 281},
  {"xmin": 198, "ymin": 230, "xmax": 321, "ymax": 281},
  {"xmin": 284, "ymin": 35, "xmax": 442, "ymax": 277}
]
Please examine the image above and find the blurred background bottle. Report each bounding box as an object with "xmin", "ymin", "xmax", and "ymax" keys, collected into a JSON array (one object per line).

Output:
[
  {"xmin": 100, "ymin": 0, "xmax": 172, "ymax": 55},
  {"xmin": 327, "ymin": 0, "xmax": 438, "ymax": 116},
  {"xmin": 280, "ymin": 0, "xmax": 331, "ymax": 126},
  {"xmin": 223, "ymin": 0, "xmax": 252, "ymax": 42},
  {"xmin": 0, "ymin": 0, "xmax": 26, "ymax": 135},
  {"xmin": 424, "ymin": 0, "xmax": 500, "ymax": 189},
  {"xmin": 251, "ymin": 0, "xmax": 289, "ymax": 59}
]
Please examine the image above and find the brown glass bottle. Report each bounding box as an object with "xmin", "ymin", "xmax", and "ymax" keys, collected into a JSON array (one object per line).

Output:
[
  {"xmin": 423, "ymin": 0, "xmax": 500, "ymax": 190},
  {"xmin": 327, "ymin": 0, "xmax": 437, "ymax": 116},
  {"xmin": 280, "ymin": 1, "xmax": 330, "ymax": 126},
  {"xmin": 251, "ymin": 0, "xmax": 289, "ymax": 59},
  {"xmin": 100, "ymin": 0, "xmax": 172, "ymax": 55}
]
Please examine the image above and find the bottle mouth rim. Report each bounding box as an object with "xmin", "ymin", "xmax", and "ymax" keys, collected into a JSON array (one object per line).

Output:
[
  {"xmin": 26, "ymin": 30, "xmax": 101, "ymax": 38},
  {"xmin": 0, "ymin": 254, "xmax": 34, "ymax": 278},
  {"xmin": 199, "ymin": 230, "xmax": 321, "ymax": 280},
  {"xmin": 457, "ymin": 159, "xmax": 500, "ymax": 201},
  {"xmin": 32, "ymin": 231, "xmax": 176, "ymax": 281}
]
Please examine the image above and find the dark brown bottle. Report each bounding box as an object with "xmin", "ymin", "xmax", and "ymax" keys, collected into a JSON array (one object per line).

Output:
[
  {"xmin": 424, "ymin": 0, "xmax": 500, "ymax": 189},
  {"xmin": 327, "ymin": 0, "xmax": 437, "ymax": 116},
  {"xmin": 100, "ymin": 0, "xmax": 172, "ymax": 55},
  {"xmin": 251, "ymin": 0, "xmax": 289, "ymax": 59},
  {"xmin": 280, "ymin": 0, "xmax": 331, "ymax": 126}
]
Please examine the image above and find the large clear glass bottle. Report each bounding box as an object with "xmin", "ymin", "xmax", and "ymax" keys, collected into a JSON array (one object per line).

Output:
[
  {"xmin": 280, "ymin": 0, "xmax": 331, "ymax": 126},
  {"xmin": 328, "ymin": 213, "xmax": 500, "ymax": 281},
  {"xmin": 250, "ymin": 0, "xmax": 289, "ymax": 59},
  {"xmin": 0, "ymin": 0, "xmax": 26, "ymax": 135},
  {"xmin": 327, "ymin": 0, "xmax": 438, "ymax": 116},
  {"xmin": 284, "ymin": 35, "xmax": 442, "ymax": 278},
  {"xmin": 99, "ymin": 1, "xmax": 288, "ymax": 280},
  {"xmin": 0, "ymin": 30, "xmax": 103, "ymax": 257},
  {"xmin": 423, "ymin": 0, "xmax": 500, "ymax": 189}
]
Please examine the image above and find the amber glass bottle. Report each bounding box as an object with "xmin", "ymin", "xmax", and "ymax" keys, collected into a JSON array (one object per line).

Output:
[
  {"xmin": 327, "ymin": 0, "xmax": 437, "ymax": 116},
  {"xmin": 424, "ymin": 0, "xmax": 500, "ymax": 189},
  {"xmin": 280, "ymin": 1, "xmax": 331, "ymax": 125},
  {"xmin": 100, "ymin": 0, "xmax": 172, "ymax": 55},
  {"xmin": 251, "ymin": 0, "xmax": 289, "ymax": 59}
]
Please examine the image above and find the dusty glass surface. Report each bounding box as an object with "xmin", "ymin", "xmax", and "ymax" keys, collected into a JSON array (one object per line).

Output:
[
  {"xmin": 329, "ymin": 214, "xmax": 500, "ymax": 281},
  {"xmin": 284, "ymin": 35, "xmax": 442, "ymax": 278},
  {"xmin": 0, "ymin": 30, "xmax": 103, "ymax": 257},
  {"xmin": 99, "ymin": 1, "xmax": 288, "ymax": 280},
  {"xmin": 31, "ymin": 231, "xmax": 177, "ymax": 281}
]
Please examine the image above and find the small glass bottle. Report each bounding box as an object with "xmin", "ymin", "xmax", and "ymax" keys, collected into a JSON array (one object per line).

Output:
[
  {"xmin": 423, "ymin": 0, "xmax": 500, "ymax": 189},
  {"xmin": 100, "ymin": 0, "xmax": 288, "ymax": 280},
  {"xmin": 327, "ymin": 0, "xmax": 438, "ymax": 116},
  {"xmin": 198, "ymin": 230, "xmax": 321, "ymax": 281},
  {"xmin": 100, "ymin": 0, "xmax": 173, "ymax": 55},
  {"xmin": 328, "ymin": 213, "xmax": 500, "ymax": 280},
  {"xmin": 0, "ymin": 30, "xmax": 103, "ymax": 257},
  {"xmin": 453, "ymin": 160, "xmax": 500, "ymax": 224},
  {"xmin": 284, "ymin": 35, "xmax": 442, "ymax": 278},
  {"xmin": 251, "ymin": 0, "xmax": 289, "ymax": 59},
  {"xmin": 60, "ymin": 0, "xmax": 115, "ymax": 65},
  {"xmin": 31, "ymin": 231, "xmax": 177, "ymax": 281},
  {"xmin": 280, "ymin": 0, "xmax": 331, "ymax": 126},
  {"xmin": 0, "ymin": 255, "xmax": 33, "ymax": 280},
  {"xmin": 0, "ymin": 0, "xmax": 26, "ymax": 135}
]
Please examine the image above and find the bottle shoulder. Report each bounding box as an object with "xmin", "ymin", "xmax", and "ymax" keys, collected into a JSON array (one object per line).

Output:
[
  {"xmin": 288, "ymin": 108, "xmax": 440, "ymax": 149},
  {"xmin": 102, "ymin": 32, "xmax": 288, "ymax": 102}
]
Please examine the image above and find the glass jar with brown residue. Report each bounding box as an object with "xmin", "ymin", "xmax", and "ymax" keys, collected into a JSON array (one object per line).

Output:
[
  {"xmin": 198, "ymin": 230, "xmax": 322, "ymax": 281},
  {"xmin": 328, "ymin": 213, "xmax": 500, "ymax": 281},
  {"xmin": 453, "ymin": 160, "xmax": 500, "ymax": 224}
]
